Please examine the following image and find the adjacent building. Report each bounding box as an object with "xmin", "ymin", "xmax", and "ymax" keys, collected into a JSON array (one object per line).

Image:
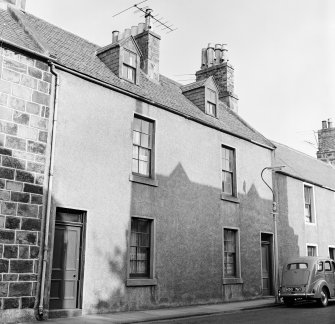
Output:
[{"xmin": 274, "ymin": 142, "xmax": 335, "ymax": 268}]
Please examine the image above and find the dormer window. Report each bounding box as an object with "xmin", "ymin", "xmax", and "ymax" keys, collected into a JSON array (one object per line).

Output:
[
  {"xmin": 123, "ymin": 50, "xmax": 137, "ymax": 83},
  {"xmin": 206, "ymin": 89, "xmax": 217, "ymax": 117}
]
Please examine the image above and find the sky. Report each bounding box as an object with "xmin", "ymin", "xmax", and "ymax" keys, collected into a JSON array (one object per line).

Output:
[{"xmin": 25, "ymin": 0, "xmax": 335, "ymax": 157}]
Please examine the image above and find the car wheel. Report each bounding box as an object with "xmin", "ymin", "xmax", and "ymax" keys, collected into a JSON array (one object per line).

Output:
[
  {"xmin": 318, "ymin": 287, "xmax": 329, "ymax": 307},
  {"xmin": 283, "ymin": 298, "xmax": 294, "ymax": 307}
]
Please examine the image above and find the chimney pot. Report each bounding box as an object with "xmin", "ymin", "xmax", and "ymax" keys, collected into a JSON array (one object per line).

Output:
[
  {"xmin": 222, "ymin": 44, "xmax": 228, "ymax": 62},
  {"xmin": 124, "ymin": 28, "xmax": 131, "ymax": 38},
  {"xmin": 215, "ymin": 44, "xmax": 222, "ymax": 65},
  {"xmin": 131, "ymin": 26, "xmax": 138, "ymax": 36},
  {"xmin": 201, "ymin": 48, "xmax": 207, "ymax": 68},
  {"xmin": 328, "ymin": 118, "xmax": 334, "ymax": 128},
  {"xmin": 112, "ymin": 30, "xmax": 119, "ymax": 43},
  {"xmin": 138, "ymin": 23, "xmax": 145, "ymax": 34},
  {"xmin": 207, "ymin": 44, "xmax": 215, "ymax": 67},
  {"xmin": 322, "ymin": 120, "xmax": 328, "ymax": 129}
]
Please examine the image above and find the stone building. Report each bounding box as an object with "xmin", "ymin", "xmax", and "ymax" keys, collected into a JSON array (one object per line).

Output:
[{"xmin": 0, "ymin": 1, "xmax": 333, "ymax": 322}]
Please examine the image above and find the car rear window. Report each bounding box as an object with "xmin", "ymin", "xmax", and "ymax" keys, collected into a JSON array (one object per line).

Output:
[{"xmin": 287, "ymin": 263, "xmax": 308, "ymax": 270}]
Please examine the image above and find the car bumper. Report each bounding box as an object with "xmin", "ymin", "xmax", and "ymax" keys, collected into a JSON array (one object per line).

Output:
[{"xmin": 279, "ymin": 291, "xmax": 315, "ymax": 299}]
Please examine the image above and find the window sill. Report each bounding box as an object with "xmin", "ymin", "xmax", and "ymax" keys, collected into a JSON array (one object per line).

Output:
[
  {"xmin": 129, "ymin": 174, "xmax": 159, "ymax": 187},
  {"xmin": 305, "ymin": 221, "xmax": 316, "ymax": 225},
  {"xmin": 222, "ymin": 278, "xmax": 243, "ymax": 285},
  {"xmin": 126, "ymin": 278, "xmax": 157, "ymax": 287},
  {"xmin": 221, "ymin": 194, "xmax": 240, "ymax": 204}
]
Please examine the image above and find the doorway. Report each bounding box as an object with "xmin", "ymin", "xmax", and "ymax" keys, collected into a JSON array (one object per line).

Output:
[
  {"xmin": 50, "ymin": 208, "xmax": 86, "ymax": 310},
  {"xmin": 261, "ymin": 233, "xmax": 273, "ymax": 296}
]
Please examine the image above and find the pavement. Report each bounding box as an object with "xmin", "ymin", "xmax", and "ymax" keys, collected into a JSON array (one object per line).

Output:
[{"xmin": 43, "ymin": 297, "xmax": 279, "ymax": 323}]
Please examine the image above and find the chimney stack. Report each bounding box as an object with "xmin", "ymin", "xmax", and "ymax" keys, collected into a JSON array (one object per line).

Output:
[
  {"xmin": 317, "ymin": 118, "xmax": 335, "ymax": 166},
  {"xmin": 134, "ymin": 8, "xmax": 161, "ymax": 82},
  {"xmin": 0, "ymin": 0, "xmax": 25, "ymax": 10},
  {"xmin": 195, "ymin": 43, "xmax": 238, "ymax": 113}
]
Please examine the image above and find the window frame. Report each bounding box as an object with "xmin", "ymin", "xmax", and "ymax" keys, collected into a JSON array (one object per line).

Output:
[
  {"xmin": 306, "ymin": 244, "xmax": 318, "ymax": 257},
  {"xmin": 329, "ymin": 246, "xmax": 335, "ymax": 260},
  {"xmin": 126, "ymin": 216, "xmax": 157, "ymax": 286},
  {"xmin": 205, "ymin": 88, "xmax": 217, "ymax": 117},
  {"xmin": 221, "ymin": 145, "xmax": 238, "ymax": 203},
  {"xmin": 129, "ymin": 114, "xmax": 158, "ymax": 187},
  {"xmin": 303, "ymin": 183, "xmax": 316, "ymax": 224},
  {"xmin": 222, "ymin": 227, "xmax": 243, "ymax": 284},
  {"xmin": 121, "ymin": 48, "xmax": 139, "ymax": 84}
]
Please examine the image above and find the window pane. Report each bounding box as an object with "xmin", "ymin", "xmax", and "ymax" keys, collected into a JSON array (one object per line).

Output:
[
  {"xmin": 132, "ymin": 146, "xmax": 139, "ymax": 159},
  {"xmin": 133, "ymin": 118, "xmax": 141, "ymax": 131},
  {"xmin": 132, "ymin": 159, "xmax": 138, "ymax": 173},
  {"xmin": 129, "ymin": 52, "xmax": 137, "ymax": 67},
  {"xmin": 139, "ymin": 148, "xmax": 150, "ymax": 162},
  {"xmin": 141, "ymin": 134, "xmax": 150, "ymax": 148},
  {"xmin": 133, "ymin": 131, "xmax": 141, "ymax": 145},
  {"xmin": 139, "ymin": 161, "xmax": 149, "ymax": 176},
  {"xmin": 142, "ymin": 120, "xmax": 150, "ymax": 134},
  {"xmin": 222, "ymin": 171, "xmax": 233, "ymax": 195}
]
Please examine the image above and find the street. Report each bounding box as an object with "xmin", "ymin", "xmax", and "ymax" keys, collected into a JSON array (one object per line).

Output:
[{"xmin": 145, "ymin": 302, "xmax": 335, "ymax": 324}]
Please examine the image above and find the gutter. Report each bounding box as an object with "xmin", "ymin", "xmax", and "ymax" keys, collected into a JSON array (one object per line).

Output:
[
  {"xmin": 38, "ymin": 62, "xmax": 59, "ymax": 317},
  {"xmin": 52, "ymin": 63, "xmax": 275, "ymax": 152}
]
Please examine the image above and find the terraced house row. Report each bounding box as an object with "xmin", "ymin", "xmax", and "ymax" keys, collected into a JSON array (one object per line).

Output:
[{"xmin": 0, "ymin": 0, "xmax": 334, "ymax": 322}]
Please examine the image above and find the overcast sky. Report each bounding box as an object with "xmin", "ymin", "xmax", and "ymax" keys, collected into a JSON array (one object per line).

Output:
[{"xmin": 26, "ymin": 0, "xmax": 335, "ymax": 157}]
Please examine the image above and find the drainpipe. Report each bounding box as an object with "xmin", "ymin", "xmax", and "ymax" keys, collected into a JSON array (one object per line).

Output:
[{"xmin": 38, "ymin": 63, "xmax": 59, "ymax": 317}]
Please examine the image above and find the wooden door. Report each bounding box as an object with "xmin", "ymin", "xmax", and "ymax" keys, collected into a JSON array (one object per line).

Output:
[
  {"xmin": 50, "ymin": 224, "xmax": 81, "ymax": 309},
  {"xmin": 261, "ymin": 241, "xmax": 272, "ymax": 296}
]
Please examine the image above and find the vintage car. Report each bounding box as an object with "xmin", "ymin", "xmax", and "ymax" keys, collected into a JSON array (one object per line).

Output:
[{"xmin": 279, "ymin": 256, "xmax": 335, "ymax": 307}]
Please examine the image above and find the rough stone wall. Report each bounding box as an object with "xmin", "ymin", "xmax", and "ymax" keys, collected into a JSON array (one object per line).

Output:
[
  {"xmin": 135, "ymin": 31, "xmax": 160, "ymax": 82},
  {"xmin": 0, "ymin": 46, "xmax": 51, "ymax": 314},
  {"xmin": 317, "ymin": 127, "xmax": 335, "ymax": 166},
  {"xmin": 195, "ymin": 63, "xmax": 238, "ymax": 112}
]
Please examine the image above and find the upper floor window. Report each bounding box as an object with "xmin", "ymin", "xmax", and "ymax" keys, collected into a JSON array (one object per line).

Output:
[
  {"xmin": 221, "ymin": 146, "xmax": 236, "ymax": 196},
  {"xmin": 206, "ymin": 89, "xmax": 217, "ymax": 117},
  {"xmin": 132, "ymin": 116, "xmax": 154, "ymax": 178},
  {"xmin": 130, "ymin": 217, "xmax": 152, "ymax": 278},
  {"xmin": 304, "ymin": 185, "xmax": 314, "ymax": 223},
  {"xmin": 123, "ymin": 50, "xmax": 137, "ymax": 83}
]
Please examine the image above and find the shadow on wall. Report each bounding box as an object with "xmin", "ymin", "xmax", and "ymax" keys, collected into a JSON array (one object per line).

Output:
[{"xmin": 91, "ymin": 163, "xmax": 300, "ymax": 313}]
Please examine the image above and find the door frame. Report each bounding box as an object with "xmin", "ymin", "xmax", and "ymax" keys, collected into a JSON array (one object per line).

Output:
[
  {"xmin": 48, "ymin": 207, "xmax": 87, "ymax": 310},
  {"xmin": 259, "ymin": 232, "xmax": 274, "ymax": 296}
]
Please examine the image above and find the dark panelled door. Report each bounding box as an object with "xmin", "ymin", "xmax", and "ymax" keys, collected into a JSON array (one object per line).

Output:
[
  {"xmin": 261, "ymin": 241, "xmax": 271, "ymax": 296},
  {"xmin": 50, "ymin": 224, "xmax": 81, "ymax": 309}
]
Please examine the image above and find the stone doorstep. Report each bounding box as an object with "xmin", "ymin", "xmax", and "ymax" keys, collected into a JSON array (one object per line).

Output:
[{"xmin": 48, "ymin": 308, "xmax": 83, "ymax": 319}]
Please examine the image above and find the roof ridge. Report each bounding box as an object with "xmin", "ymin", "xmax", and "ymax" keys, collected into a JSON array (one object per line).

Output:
[
  {"xmin": 22, "ymin": 11, "xmax": 100, "ymax": 49},
  {"xmin": 274, "ymin": 140, "xmax": 335, "ymax": 171}
]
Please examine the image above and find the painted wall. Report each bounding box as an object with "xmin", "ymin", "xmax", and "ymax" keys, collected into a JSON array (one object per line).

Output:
[
  {"xmin": 276, "ymin": 173, "xmax": 335, "ymax": 271},
  {"xmin": 50, "ymin": 70, "xmax": 274, "ymax": 314}
]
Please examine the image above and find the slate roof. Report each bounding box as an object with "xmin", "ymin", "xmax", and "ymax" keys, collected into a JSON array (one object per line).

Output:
[
  {"xmin": 180, "ymin": 79, "xmax": 207, "ymax": 92},
  {"xmin": 0, "ymin": 7, "xmax": 275, "ymax": 149},
  {"xmin": 274, "ymin": 141, "xmax": 335, "ymax": 190}
]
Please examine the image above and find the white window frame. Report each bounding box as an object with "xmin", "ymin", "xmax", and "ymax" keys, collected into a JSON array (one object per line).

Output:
[
  {"xmin": 328, "ymin": 245, "xmax": 335, "ymax": 260},
  {"xmin": 303, "ymin": 183, "xmax": 316, "ymax": 224},
  {"xmin": 126, "ymin": 215, "xmax": 157, "ymax": 286},
  {"xmin": 306, "ymin": 243, "xmax": 318, "ymax": 256},
  {"xmin": 222, "ymin": 227, "xmax": 243, "ymax": 284}
]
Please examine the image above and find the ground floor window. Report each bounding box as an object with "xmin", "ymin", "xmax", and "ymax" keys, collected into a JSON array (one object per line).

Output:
[
  {"xmin": 329, "ymin": 247, "xmax": 335, "ymax": 260},
  {"xmin": 307, "ymin": 245, "xmax": 317, "ymax": 256},
  {"xmin": 130, "ymin": 217, "xmax": 152, "ymax": 278},
  {"xmin": 223, "ymin": 228, "xmax": 239, "ymax": 278}
]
